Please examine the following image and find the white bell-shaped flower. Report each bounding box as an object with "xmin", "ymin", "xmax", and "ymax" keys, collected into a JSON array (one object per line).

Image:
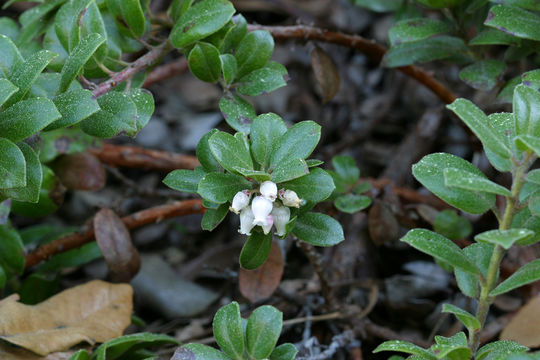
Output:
[
  {"xmin": 260, "ymin": 180, "xmax": 277, "ymax": 202},
  {"xmin": 229, "ymin": 190, "xmax": 251, "ymax": 214},
  {"xmin": 271, "ymin": 203, "xmax": 290, "ymax": 236},
  {"xmin": 238, "ymin": 207, "xmax": 255, "ymax": 235},
  {"xmin": 279, "ymin": 189, "xmax": 303, "ymax": 208},
  {"xmin": 251, "ymin": 195, "xmax": 273, "ymax": 226},
  {"xmin": 261, "ymin": 215, "xmax": 274, "ymax": 235}
]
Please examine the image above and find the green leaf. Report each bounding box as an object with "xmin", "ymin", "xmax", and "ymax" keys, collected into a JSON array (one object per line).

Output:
[
  {"xmin": 80, "ymin": 91, "xmax": 138, "ymax": 138},
  {"xmin": 0, "ymin": 78, "xmax": 18, "ymax": 107},
  {"xmin": 269, "ymin": 343, "xmax": 297, "ymax": 360},
  {"xmin": 168, "ymin": 0, "xmax": 193, "ymax": 21},
  {"xmin": 106, "ymin": 0, "xmax": 146, "ymax": 37},
  {"xmin": 0, "ymin": 223, "xmax": 25, "ymax": 278},
  {"xmin": 220, "ymin": 54, "xmax": 237, "ymax": 85},
  {"xmin": 39, "ymin": 127, "xmax": 97, "ymax": 163},
  {"xmin": 240, "ymin": 231, "xmax": 273, "ymax": 270},
  {"xmin": 388, "ymin": 18, "xmax": 452, "ymax": 46},
  {"xmin": 92, "ymin": 332, "xmax": 179, "ymax": 360},
  {"xmin": 522, "ymin": 69, "xmax": 540, "ymax": 90},
  {"xmin": 38, "ymin": 242, "xmax": 102, "ymax": 273},
  {"xmin": 401, "ymin": 229, "xmax": 479, "ymax": 274},
  {"xmin": 475, "ymin": 229, "xmax": 534, "ymax": 249},
  {"xmin": 180, "ymin": 343, "xmax": 231, "ymax": 360},
  {"xmin": 127, "ymin": 88, "xmax": 154, "ymax": 131},
  {"xmin": 497, "ymin": 76, "xmax": 521, "ymax": 104},
  {"xmin": 213, "ymin": 301, "xmax": 245, "ymax": 359},
  {"xmin": 198, "ymin": 172, "xmax": 251, "ymax": 204},
  {"xmin": 188, "ymin": 42, "xmax": 222, "ymax": 83},
  {"xmin": 163, "ymin": 168, "xmax": 205, "ymax": 194},
  {"xmin": 415, "ymin": 0, "xmax": 466, "ymax": 8},
  {"xmin": 170, "ymin": 0, "xmax": 235, "ymax": 48},
  {"xmin": 383, "ymin": 36, "xmax": 469, "ymax": 67},
  {"xmin": 458, "ymin": 60, "xmax": 506, "ymax": 91},
  {"xmin": 46, "ymin": 89, "xmax": 100, "ymax": 130},
  {"xmin": 281, "ymin": 168, "xmax": 334, "ymax": 202},
  {"xmin": 269, "ymin": 121, "xmax": 321, "ymax": 168},
  {"xmin": 455, "ymin": 243, "xmax": 494, "ymax": 298},
  {"xmin": 69, "ymin": 350, "xmax": 90, "ymax": 360},
  {"xmin": 221, "ymin": 14, "xmax": 247, "ymax": 53},
  {"xmin": 293, "ymin": 212, "xmax": 344, "ymax": 247},
  {"xmin": 11, "ymin": 165, "xmax": 62, "ymax": 217},
  {"xmin": 232, "ymin": 167, "xmax": 271, "ymax": 182},
  {"xmin": 434, "ymin": 210, "xmax": 472, "ymax": 241},
  {"xmin": 0, "ymin": 137, "xmax": 26, "ymax": 189},
  {"xmin": 373, "ymin": 340, "xmax": 436, "ymax": 359},
  {"xmin": 270, "ymin": 158, "xmax": 309, "ymax": 183},
  {"xmin": 484, "ymin": 112, "xmax": 515, "ymax": 172},
  {"xmin": 219, "ymin": 94, "xmax": 256, "ymax": 134},
  {"xmin": 306, "ymin": 159, "xmax": 324, "ymax": 167},
  {"xmin": 476, "ymin": 340, "xmax": 528, "ymax": 360},
  {"xmin": 0, "ymin": 16, "xmax": 20, "ymax": 40},
  {"xmin": 0, "ymin": 34, "xmax": 23, "ymax": 77},
  {"xmin": 250, "ymin": 113, "xmax": 287, "ymax": 169},
  {"xmin": 353, "ymin": 0, "xmax": 403, "ymax": 12},
  {"xmin": 246, "ymin": 305, "xmax": 282, "ymax": 360},
  {"xmin": 491, "ymin": 258, "xmax": 540, "ymax": 296},
  {"xmin": 469, "ymin": 29, "xmax": 521, "ymax": 46},
  {"xmin": 234, "ymin": 30, "xmax": 274, "ymax": 79},
  {"xmin": 485, "ymin": 5, "xmax": 540, "ymax": 41},
  {"xmin": 58, "ymin": 33, "xmax": 105, "ymax": 93},
  {"xmin": 237, "ymin": 61, "xmax": 288, "ymax": 96},
  {"xmin": 513, "ymin": 84, "xmax": 540, "ymax": 137},
  {"xmin": 515, "ymin": 135, "xmax": 540, "ymax": 156},
  {"xmin": 0, "ymin": 265, "xmax": 5, "ymax": 289},
  {"xmin": 412, "ymin": 153, "xmax": 495, "ymax": 214},
  {"xmin": 442, "ymin": 304, "xmax": 481, "ymax": 331},
  {"xmin": 0, "ymin": 142, "xmax": 42, "ymax": 203},
  {"xmin": 19, "ymin": 272, "xmax": 60, "ymax": 305},
  {"xmin": 209, "ymin": 131, "xmax": 253, "ymax": 173},
  {"xmin": 431, "ymin": 332, "xmax": 471, "ymax": 360},
  {"xmin": 0, "ymin": 199, "xmax": 10, "ymax": 225},
  {"xmin": 0, "ymin": 97, "xmax": 61, "ymax": 142},
  {"xmin": 526, "ymin": 169, "xmax": 540, "ymax": 185},
  {"xmin": 443, "ymin": 168, "xmax": 511, "ymax": 197},
  {"xmin": 447, "ymin": 98, "xmax": 512, "ymax": 159},
  {"xmin": 197, "ymin": 129, "xmax": 221, "ymax": 172},
  {"xmin": 201, "ymin": 203, "xmax": 229, "ymax": 231},
  {"xmin": 334, "ymin": 194, "xmax": 371, "ymax": 214},
  {"xmin": 332, "ymin": 155, "xmax": 360, "ymax": 185}
]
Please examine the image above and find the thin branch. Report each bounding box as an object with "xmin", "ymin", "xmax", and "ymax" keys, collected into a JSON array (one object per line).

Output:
[
  {"xmin": 92, "ymin": 41, "xmax": 172, "ymax": 98},
  {"xmin": 89, "ymin": 143, "xmax": 200, "ymax": 172},
  {"xmin": 25, "ymin": 199, "xmax": 205, "ymax": 268},
  {"xmin": 143, "ymin": 57, "xmax": 189, "ymax": 87},
  {"xmin": 248, "ymin": 24, "xmax": 457, "ymax": 105}
]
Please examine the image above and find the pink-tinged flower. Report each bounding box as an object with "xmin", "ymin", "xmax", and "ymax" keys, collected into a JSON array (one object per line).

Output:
[
  {"xmin": 261, "ymin": 215, "xmax": 274, "ymax": 234},
  {"xmin": 239, "ymin": 207, "xmax": 255, "ymax": 235},
  {"xmin": 279, "ymin": 189, "xmax": 303, "ymax": 208},
  {"xmin": 251, "ymin": 195, "xmax": 273, "ymax": 226},
  {"xmin": 271, "ymin": 204, "xmax": 290, "ymax": 236},
  {"xmin": 260, "ymin": 180, "xmax": 277, "ymax": 202},
  {"xmin": 229, "ymin": 190, "xmax": 251, "ymax": 214}
]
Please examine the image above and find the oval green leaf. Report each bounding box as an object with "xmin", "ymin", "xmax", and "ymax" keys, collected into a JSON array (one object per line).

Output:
[
  {"xmin": 246, "ymin": 305, "xmax": 282, "ymax": 359},
  {"xmin": 293, "ymin": 212, "xmax": 344, "ymax": 247}
]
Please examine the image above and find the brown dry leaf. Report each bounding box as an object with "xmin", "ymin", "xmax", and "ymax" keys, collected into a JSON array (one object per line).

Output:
[
  {"xmin": 0, "ymin": 280, "xmax": 133, "ymax": 356},
  {"xmin": 51, "ymin": 153, "xmax": 106, "ymax": 191},
  {"xmin": 500, "ymin": 295, "xmax": 540, "ymax": 347},
  {"xmin": 311, "ymin": 46, "xmax": 340, "ymax": 104},
  {"xmin": 368, "ymin": 200, "xmax": 399, "ymax": 246},
  {"xmin": 239, "ymin": 241, "xmax": 284, "ymax": 303},
  {"xmin": 94, "ymin": 208, "xmax": 141, "ymax": 282},
  {"xmin": 0, "ymin": 342, "xmax": 77, "ymax": 360}
]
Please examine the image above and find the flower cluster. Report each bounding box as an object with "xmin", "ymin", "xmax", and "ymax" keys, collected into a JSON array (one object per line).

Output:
[{"xmin": 229, "ymin": 181, "xmax": 303, "ymax": 236}]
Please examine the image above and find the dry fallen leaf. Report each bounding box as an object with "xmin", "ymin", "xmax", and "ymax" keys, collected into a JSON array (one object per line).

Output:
[
  {"xmin": 0, "ymin": 342, "xmax": 77, "ymax": 360},
  {"xmin": 311, "ymin": 46, "xmax": 340, "ymax": 104},
  {"xmin": 239, "ymin": 241, "xmax": 284, "ymax": 303},
  {"xmin": 51, "ymin": 153, "xmax": 106, "ymax": 191},
  {"xmin": 0, "ymin": 280, "xmax": 133, "ymax": 356},
  {"xmin": 500, "ymin": 295, "xmax": 540, "ymax": 347},
  {"xmin": 368, "ymin": 200, "xmax": 399, "ymax": 246},
  {"xmin": 94, "ymin": 208, "xmax": 141, "ymax": 282}
]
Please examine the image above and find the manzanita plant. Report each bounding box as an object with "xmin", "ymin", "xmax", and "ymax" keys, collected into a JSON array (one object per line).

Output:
[
  {"xmin": 174, "ymin": 302, "xmax": 297, "ymax": 360},
  {"xmin": 374, "ymin": 84, "xmax": 540, "ymax": 358},
  {"xmin": 163, "ymin": 113, "xmax": 345, "ymax": 270}
]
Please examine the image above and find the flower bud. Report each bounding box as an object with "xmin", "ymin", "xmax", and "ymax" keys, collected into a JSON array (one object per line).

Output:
[
  {"xmin": 251, "ymin": 195, "xmax": 273, "ymax": 226},
  {"xmin": 260, "ymin": 180, "xmax": 277, "ymax": 202},
  {"xmin": 261, "ymin": 215, "xmax": 274, "ymax": 235},
  {"xmin": 229, "ymin": 190, "xmax": 251, "ymax": 214},
  {"xmin": 279, "ymin": 189, "xmax": 303, "ymax": 208},
  {"xmin": 271, "ymin": 204, "xmax": 290, "ymax": 236},
  {"xmin": 238, "ymin": 207, "xmax": 255, "ymax": 235}
]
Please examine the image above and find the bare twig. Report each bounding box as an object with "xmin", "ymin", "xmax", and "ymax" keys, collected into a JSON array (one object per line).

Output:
[
  {"xmin": 89, "ymin": 143, "xmax": 200, "ymax": 172},
  {"xmin": 143, "ymin": 57, "xmax": 189, "ymax": 87},
  {"xmin": 248, "ymin": 24, "xmax": 457, "ymax": 104},
  {"xmin": 92, "ymin": 41, "xmax": 172, "ymax": 98},
  {"xmin": 25, "ymin": 199, "xmax": 205, "ymax": 268}
]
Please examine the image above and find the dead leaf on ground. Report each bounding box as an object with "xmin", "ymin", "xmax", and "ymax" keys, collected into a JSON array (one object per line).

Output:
[
  {"xmin": 94, "ymin": 208, "xmax": 141, "ymax": 282},
  {"xmin": 0, "ymin": 343, "xmax": 77, "ymax": 360},
  {"xmin": 239, "ymin": 241, "xmax": 284, "ymax": 303},
  {"xmin": 0, "ymin": 280, "xmax": 133, "ymax": 356},
  {"xmin": 51, "ymin": 153, "xmax": 106, "ymax": 191},
  {"xmin": 311, "ymin": 46, "xmax": 340, "ymax": 104},
  {"xmin": 368, "ymin": 200, "xmax": 399, "ymax": 246},
  {"xmin": 500, "ymin": 295, "xmax": 540, "ymax": 347}
]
